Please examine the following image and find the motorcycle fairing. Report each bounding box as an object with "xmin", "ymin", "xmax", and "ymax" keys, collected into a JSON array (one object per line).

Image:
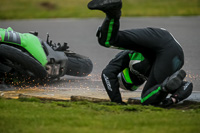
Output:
[{"xmin": 0, "ymin": 27, "xmax": 48, "ymax": 67}]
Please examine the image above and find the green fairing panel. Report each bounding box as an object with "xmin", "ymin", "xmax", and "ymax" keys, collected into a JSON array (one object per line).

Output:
[
  {"xmin": 20, "ymin": 33, "xmax": 48, "ymax": 66},
  {"xmin": 0, "ymin": 27, "xmax": 48, "ymax": 67}
]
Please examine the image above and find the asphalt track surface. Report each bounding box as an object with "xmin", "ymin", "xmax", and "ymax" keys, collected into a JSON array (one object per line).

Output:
[{"xmin": 0, "ymin": 17, "xmax": 200, "ymax": 101}]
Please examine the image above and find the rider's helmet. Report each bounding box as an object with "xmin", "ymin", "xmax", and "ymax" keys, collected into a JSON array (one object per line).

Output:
[
  {"xmin": 117, "ymin": 68, "xmax": 146, "ymax": 91},
  {"xmin": 117, "ymin": 52, "xmax": 150, "ymax": 91}
]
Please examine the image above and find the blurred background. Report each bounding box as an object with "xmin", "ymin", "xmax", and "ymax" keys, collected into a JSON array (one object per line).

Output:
[{"xmin": 0, "ymin": 0, "xmax": 199, "ymax": 19}]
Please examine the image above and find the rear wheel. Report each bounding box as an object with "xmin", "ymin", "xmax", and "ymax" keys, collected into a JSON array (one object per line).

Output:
[
  {"xmin": 65, "ymin": 53, "xmax": 93, "ymax": 77},
  {"xmin": 0, "ymin": 44, "xmax": 47, "ymax": 85}
]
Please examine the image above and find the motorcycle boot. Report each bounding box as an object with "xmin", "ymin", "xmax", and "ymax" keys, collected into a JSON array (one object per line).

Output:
[
  {"xmin": 87, "ymin": 0, "xmax": 122, "ymax": 19},
  {"xmin": 171, "ymin": 81, "xmax": 193, "ymax": 103},
  {"xmin": 162, "ymin": 69, "xmax": 186, "ymax": 93},
  {"xmin": 162, "ymin": 81, "xmax": 193, "ymax": 107}
]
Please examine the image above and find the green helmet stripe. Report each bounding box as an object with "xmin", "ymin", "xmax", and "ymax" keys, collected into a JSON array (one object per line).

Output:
[
  {"xmin": 130, "ymin": 52, "xmax": 144, "ymax": 61},
  {"xmin": 122, "ymin": 68, "xmax": 133, "ymax": 84},
  {"xmin": 141, "ymin": 86, "xmax": 161, "ymax": 103},
  {"xmin": 105, "ymin": 19, "xmax": 114, "ymax": 47}
]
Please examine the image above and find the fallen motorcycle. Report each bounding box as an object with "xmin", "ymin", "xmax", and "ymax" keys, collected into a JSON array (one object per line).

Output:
[{"xmin": 0, "ymin": 27, "xmax": 93, "ymax": 86}]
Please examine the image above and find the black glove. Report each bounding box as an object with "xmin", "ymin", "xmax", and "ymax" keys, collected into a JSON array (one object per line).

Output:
[{"xmin": 161, "ymin": 98, "xmax": 174, "ymax": 107}]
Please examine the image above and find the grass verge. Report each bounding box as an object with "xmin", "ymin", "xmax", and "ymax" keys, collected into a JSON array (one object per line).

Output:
[
  {"xmin": 0, "ymin": 0, "xmax": 199, "ymax": 19},
  {"xmin": 0, "ymin": 97, "xmax": 200, "ymax": 133}
]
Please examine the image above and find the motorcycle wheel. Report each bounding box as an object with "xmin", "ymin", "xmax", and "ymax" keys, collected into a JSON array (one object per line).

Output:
[
  {"xmin": 65, "ymin": 53, "xmax": 93, "ymax": 77},
  {"xmin": 0, "ymin": 44, "xmax": 47, "ymax": 82}
]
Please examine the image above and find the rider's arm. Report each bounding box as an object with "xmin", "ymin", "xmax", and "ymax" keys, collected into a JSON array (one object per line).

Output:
[{"xmin": 101, "ymin": 50, "xmax": 133, "ymax": 103}]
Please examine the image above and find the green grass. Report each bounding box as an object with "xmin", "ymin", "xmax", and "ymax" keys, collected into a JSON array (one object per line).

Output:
[
  {"xmin": 0, "ymin": 0, "xmax": 199, "ymax": 19},
  {"xmin": 0, "ymin": 98, "xmax": 200, "ymax": 133}
]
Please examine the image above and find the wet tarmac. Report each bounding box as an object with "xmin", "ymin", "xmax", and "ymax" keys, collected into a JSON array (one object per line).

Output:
[{"xmin": 0, "ymin": 17, "xmax": 200, "ymax": 102}]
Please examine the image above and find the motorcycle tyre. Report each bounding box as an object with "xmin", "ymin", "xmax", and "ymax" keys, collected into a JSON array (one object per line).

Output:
[
  {"xmin": 0, "ymin": 44, "xmax": 47, "ymax": 80},
  {"xmin": 65, "ymin": 53, "xmax": 93, "ymax": 77}
]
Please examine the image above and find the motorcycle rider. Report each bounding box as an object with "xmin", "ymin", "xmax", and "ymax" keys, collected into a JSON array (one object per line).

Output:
[{"xmin": 87, "ymin": 0, "xmax": 193, "ymax": 106}]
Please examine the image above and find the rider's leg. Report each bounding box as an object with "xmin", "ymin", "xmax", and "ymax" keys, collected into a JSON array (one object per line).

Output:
[
  {"xmin": 88, "ymin": 0, "xmax": 122, "ymax": 48},
  {"xmin": 90, "ymin": 0, "xmax": 169, "ymax": 56},
  {"xmin": 141, "ymin": 45, "xmax": 185, "ymax": 105},
  {"xmin": 141, "ymin": 69, "xmax": 186, "ymax": 105},
  {"xmin": 97, "ymin": 17, "xmax": 120, "ymax": 48}
]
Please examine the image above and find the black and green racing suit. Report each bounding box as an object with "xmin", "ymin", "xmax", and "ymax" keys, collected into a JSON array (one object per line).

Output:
[
  {"xmin": 102, "ymin": 50, "xmax": 152, "ymax": 104},
  {"xmin": 99, "ymin": 17, "xmax": 184, "ymax": 105}
]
